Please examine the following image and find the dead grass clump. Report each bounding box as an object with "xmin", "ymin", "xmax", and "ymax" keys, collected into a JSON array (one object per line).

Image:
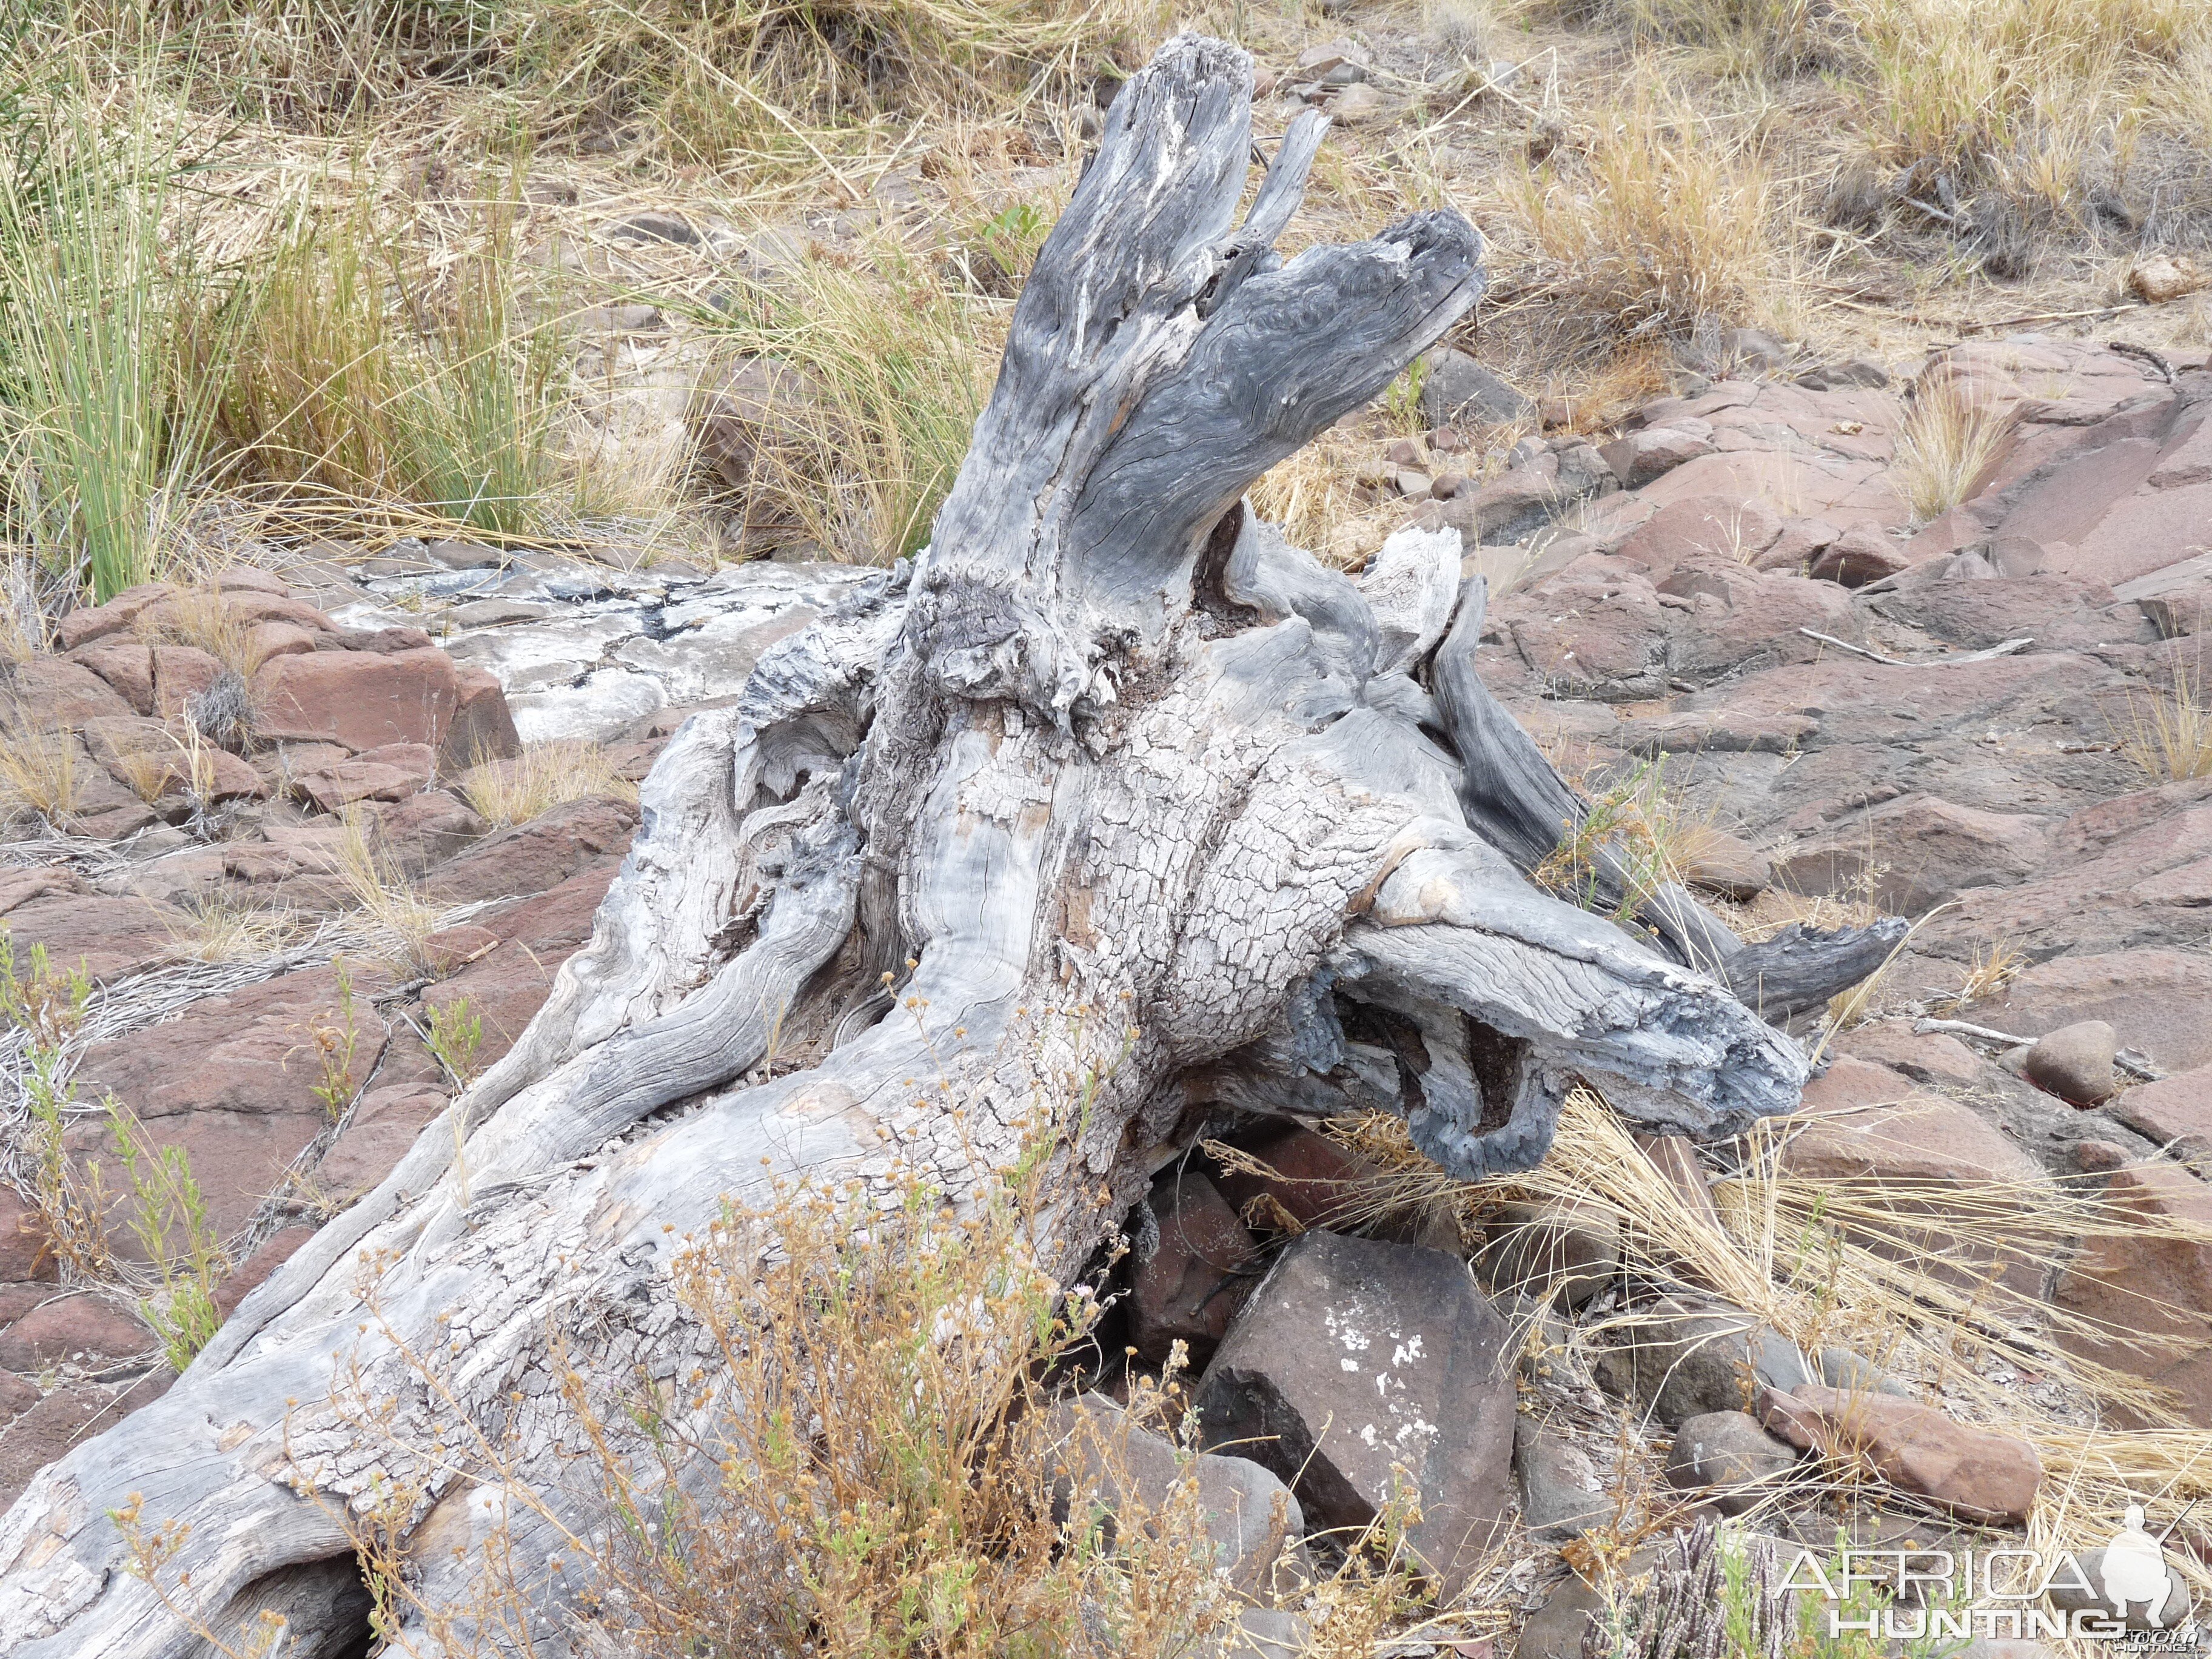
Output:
[
  {"xmin": 1557, "ymin": 0, "xmax": 1840, "ymax": 78},
  {"xmin": 2120, "ymin": 665, "xmax": 2212, "ymax": 781},
  {"xmin": 1890, "ymin": 375, "xmax": 2017, "ymax": 522},
  {"xmin": 1934, "ymin": 935, "xmax": 2025, "ymax": 1013},
  {"xmin": 134, "ymin": 584, "xmax": 272, "ymax": 680},
  {"xmin": 693, "ymin": 246, "xmax": 998, "ymax": 561},
  {"xmin": 163, "ymin": 895, "xmax": 298, "ymax": 964},
  {"xmin": 1507, "ymin": 84, "xmax": 1778, "ymax": 350},
  {"xmin": 457, "ymin": 738, "xmax": 636, "ymax": 828},
  {"xmin": 334, "ymin": 806, "xmax": 441, "ymax": 971},
  {"xmin": 0, "ymin": 725, "xmax": 84, "ymax": 823},
  {"xmin": 1332, "ymin": 1091, "xmax": 2212, "ymax": 1576}
]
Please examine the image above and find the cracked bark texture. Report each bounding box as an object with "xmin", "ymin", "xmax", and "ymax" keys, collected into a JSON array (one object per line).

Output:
[{"xmin": 0, "ymin": 36, "xmax": 1894, "ymax": 1658}]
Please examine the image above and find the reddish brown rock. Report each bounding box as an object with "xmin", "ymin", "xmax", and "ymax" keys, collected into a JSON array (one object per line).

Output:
[
  {"xmin": 1619, "ymin": 494, "xmax": 1783, "ymax": 571},
  {"xmin": 82, "ymin": 717, "xmax": 261, "ymax": 803},
  {"xmin": 315, "ymin": 1085, "xmax": 447, "ymax": 1202},
  {"xmin": 1780, "ymin": 1059, "xmax": 2048, "ymax": 1297},
  {"xmin": 1495, "ymin": 563, "xmax": 1669, "ymax": 701},
  {"xmin": 378, "ymin": 790, "xmax": 491, "ymax": 871},
  {"xmin": 2051, "ymin": 1161, "xmax": 2212, "ymax": 1426},
  {"xmin": 212, "ymin": 1227, "xmax": 318, "ymax": 1321},
  {"xmin": 2023, "ymin": 1020, "xmax": 2119, "ymax": 1105},
  {"xmin": 149, "ymin": 645, "xmax": 226, "ymax": 720},
  {"xmin": 64, "ymin": 637, "xmax": 156, "ymax": 714},
  {"xmin": 1808, "ymin": 525, "xmax": 1912, "ymax": 586},
  {"xmin": 250, "ymin": 647, "xmax": 464, "ymax": 753},
  {"xmin": 423, "ymin": 796, "xmax": 639, "ymax": 906},
  {"xmin": 292, "ymin": 742, "xmax": 436, "ymax": 812},
  {"xmin": 1757, "ymin": 1383, "xmax": 2042, "ymax": 1524},
  {"xmin": 1193, "ymin": 1231, "xmax": 1516, "ymax": 1599},
  {"xmin": 444, "ymin": 663, "xmax": 522, "ymax": 769},
  {"xmin": 2110, "ymin": 1065, "xmax": 2212, "ymax": 1166},
  {"xmin": 1988, "ymin": 950, "xmax": 2212, "ymax": 1074},
  {"xmin": 1601, "ymin": 425, "xmax": 1714, "ymax": 488},
  {"xmin": 422, "ymin": 861, "xmax": 623, "ymax": 1068},
  {"xmin": 1752, "ymin": 515, "xmax": 1840, "ymax": 573},
  {"xmin": 0, "ymin": 1372, "xmax": 171, "ymax": 1509},
  {"xmin": 73, "ymin": 962, "xmax": 384, "ymax": 1248},
  {"xmin": 53, "ymin": 583, "xmax": 178, "ymax": 652},
  {"xmin": 2, "ymin": 659, "xmax": 133, "ymax": 728},
  {"xmin": 1774, "ymin": 794, "xmax": 2048, "ymax": 915},
  {"xmin": 1128, "ymin": 1172, "xmax": 1260, "ymax": 1366},
  {"xmin": 1213, "ymin": 1123, "xmax": 1390, "ymax": 1233},
  {"xmin": 0, "ymin": 1293, "xmax": 151, "ymax": 1372},
  {"xmin": 0, "ymin": 1372, "xmax": 35, "ymax": 1424},
  {"xmin": 0, "ymin": 1191, "xmax": 53, "ymax": 1283},
  {"xmin": 0, "ymin": 892, "xmax": 187, "ymax": 982}
]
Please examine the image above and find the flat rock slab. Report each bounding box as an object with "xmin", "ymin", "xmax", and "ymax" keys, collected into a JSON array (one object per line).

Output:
[
  {"xmin": 1192, "ymin": 1230, "xmax": 1514, "ymax": 1598},
  {"xmin": 1757, "ymin": 1382, "xmax": 2042, "ymax": 1524}
]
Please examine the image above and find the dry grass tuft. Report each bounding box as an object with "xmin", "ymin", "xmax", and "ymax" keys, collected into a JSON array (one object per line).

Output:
[
  {"xmin": 1891, "ymin": 375, "xmax": 2017, "ymax": 523},
  {"xmin": 1934, "ymin": 935, "xmax": 2026, "ymax": 1013},
  {"xmin": 333, "ymin": 806, "xmax": 442, "ymax": 972},
  {"xmin": 0, "ymin": 725, "xmax": 84, "ymax": 823},
  {"xmin": 2120, "ymin": 665, "xmax": 2212, "ymax": 782},
  {"xmin": 1507, "ymin": 83, "xmax": 1778, "ymax": 349},
  {"xmin": 163, "ymin": 895, "xmax": 298, "ymax": 964},
  {"xmin": 1332, "ymin": 1090, "xmax": 2212, "ymax": 1577},
  {"xmin": 457, "ymin": 738, "xmax": 637, "ymax": 829}
]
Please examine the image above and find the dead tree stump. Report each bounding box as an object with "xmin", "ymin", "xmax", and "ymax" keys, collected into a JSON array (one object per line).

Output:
[{"xmin": 0, "ymin": 36, "xmax": 1895, "ymax": 1657}]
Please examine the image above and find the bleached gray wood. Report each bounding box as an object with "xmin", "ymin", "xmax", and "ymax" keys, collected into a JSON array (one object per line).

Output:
[{"xmin": 0, "ymin": 37, "xmax": 1883, "ymax": 1658}]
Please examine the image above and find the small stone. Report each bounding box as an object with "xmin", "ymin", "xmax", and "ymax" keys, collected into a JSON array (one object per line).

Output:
[
  {"xmin": 1676, "ymin": 826, "xmax": 1771, "ymax": 901},
  {"xmin": 1328, "ymin": 81, "xmax": 1389, "ymax": 122},
  {"xmin": 1663, "ymin": 1411, "xmax": 1800, "ymax": 1516},
  {"xmin": 423, "ymin": 540, "xmax": 506, "ymax": 572},
  {"xmin": 1794, "ymin": 357, "xmax": 1891, "ymax": 391},
  {"xmin": 1396, "ymin": 470, "xmax": 1433, "ymax": 500},
  {"xmin": 1427, "ymin": 426, "xmax": 1469, "ymax": 454},
  {"xmin": 1430, "ymin": 472, "xmax": 1468, "ymax": 500},
  {"xmin": 1387, "ymin": 437, "xmax": 1426, "ymax": 468},
  {"xmin": 1814, "ymin": 1346, "xmax": 1911, "ymax": 1398},
  {"xmin": 609, "ymin": 210, "xmax": 702, "ymax": 246},
  {"xmin": 2024, "ymin": 1020, "xmax": 2119, "ymax": 1104},
  {"xmin": 1598, "ymin": 425, "xmax": 1714, "ymax": 488},
  {"xmin": 1513, "ymin": 1416, "xmax": 1610, "ymax": 1535},
  {"xmin": 1592, "ymin": 1299, "xmax": 1811, "ymax": 1426},
  {"xmin": 2130, "ymin": 255, "xmax": 2207, "ymax": 304},
  {"xmin": 1127, "ymin": 1172, "xmax": 1259, "ymax": 1367}
]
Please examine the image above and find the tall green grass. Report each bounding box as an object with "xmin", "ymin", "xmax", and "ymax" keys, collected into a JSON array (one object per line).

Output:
[{"xmin": 0, "ymin": 50, "xmax": 216, "ymax": 602}]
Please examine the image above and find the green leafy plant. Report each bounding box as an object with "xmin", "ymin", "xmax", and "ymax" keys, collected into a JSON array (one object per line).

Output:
[
  {"xmin": 306, "ymin": 958, "xmax": 360, "ymax": 1118},
  {"xmin": 424, "ymin": 995, "xmax": 483, "ymax": 1087},
  {"xmin": 109, "ymin": 1101, "xmax": 227, "ymax": 1371}
]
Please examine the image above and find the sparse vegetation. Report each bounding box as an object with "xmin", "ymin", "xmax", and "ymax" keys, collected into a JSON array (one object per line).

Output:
[
  {"xmin": 335, "ymin": 808, "xmax": 443, "ymax": 970},
  {"xmin": 696, "ymin": 245, "xmax": 999, "ymax": 561},
  {"xmin": 1891, "ymin": 375, "xmax": 2017, "ymax": 521},
  {"xmin": 109, "ymin": 1101, "xmax": 227, "ymax": 1371},
  {"xmin": 0, "ymin": 723, "xmax": 84, "ymax": 823},
  {"xmin": 2120, "ymin": 665, "xmax": 2212, "ymax": 781},
  {"xmin": 423, "ymin": 994, "xmax": 482, "ymax": 1086},
  {"xmin": 458, "ymin": 736, "xmax": 636, "ymax": 827},
  {"xmin": 305, "ymin": 958, "xmax": 361, "ymax": 1118}
]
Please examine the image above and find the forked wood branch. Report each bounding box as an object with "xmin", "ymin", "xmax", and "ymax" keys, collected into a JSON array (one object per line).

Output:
[{"xmin": 0, "ymin": 36, "xmax": 1895, "ymax": 1657}]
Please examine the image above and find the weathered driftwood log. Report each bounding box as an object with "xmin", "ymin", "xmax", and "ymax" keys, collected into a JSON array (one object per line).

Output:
[{"xmin": 0, "ymin": 36, "xmax": 1896, "ymax": 1656}]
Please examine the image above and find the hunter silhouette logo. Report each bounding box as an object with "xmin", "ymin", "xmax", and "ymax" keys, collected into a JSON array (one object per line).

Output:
[{"xmin": 2102, "ymin": 1505, "xmax": 2184, "ymax": 1629}]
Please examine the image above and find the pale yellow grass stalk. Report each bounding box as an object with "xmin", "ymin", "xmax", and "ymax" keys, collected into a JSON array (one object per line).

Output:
[
  {"xmin": 2120, "ymin": 666, "xmax": 2212, "ymax": 782},
  {"xmin": 1892, "ymin": 377, "xmax": 2017, "ymax": 522},
  {"xmin": 458, "ymin": 739, "xmax": 636, "ymax": 829},
  {"xmin": 0, "ymin": 727, "xmax": 84, "ymax": 822}
]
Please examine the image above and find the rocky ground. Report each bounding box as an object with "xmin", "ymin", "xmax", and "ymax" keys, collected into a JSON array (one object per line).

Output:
[{"xmin": 7, "ymin": 322, "xmax": 2212, "ymax": 1646}]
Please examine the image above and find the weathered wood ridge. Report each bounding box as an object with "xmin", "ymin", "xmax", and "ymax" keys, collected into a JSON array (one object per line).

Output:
[{"xmin": 0, "ymin": 36, "xmax": 1897, "ymax": 1656}]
